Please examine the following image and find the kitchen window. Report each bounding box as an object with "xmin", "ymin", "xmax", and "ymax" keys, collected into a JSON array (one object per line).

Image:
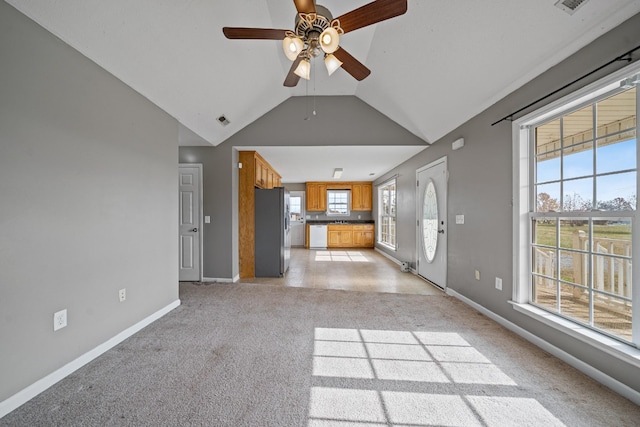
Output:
[{"xmin": 327, "ymin": 190, "xmax": 350, "ymax": 216}]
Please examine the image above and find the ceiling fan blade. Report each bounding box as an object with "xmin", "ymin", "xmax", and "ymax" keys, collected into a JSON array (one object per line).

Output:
[
  {"xmin": 223, "ymin": 27, "xmax": 289, "ymax": 40},
  {"xmin": 336, "ymin": 0, "xmax": 407, "ymax": 34},
  {"xmin": 293, "ymin": 0, "xmax": 315, "ymax": 14},
  {"xmin": 283, "ymin": 56, "xmax": 303, "ymax": 87},
  {"xmin": 333, "ymin": 47, "xmax": 371, "ymax": 81}
]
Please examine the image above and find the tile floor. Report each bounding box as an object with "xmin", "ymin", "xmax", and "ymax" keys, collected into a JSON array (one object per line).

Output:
[{"xmin": 241, "ymin": 248, "xmax": 443, "ymax": 296}]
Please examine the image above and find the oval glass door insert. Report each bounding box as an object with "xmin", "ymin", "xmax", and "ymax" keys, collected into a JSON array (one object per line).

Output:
[{"xmin": 422, "ymin": 179, "xmax": 438, "ymax": 263}]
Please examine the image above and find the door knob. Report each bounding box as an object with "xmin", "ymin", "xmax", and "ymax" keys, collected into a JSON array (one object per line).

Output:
[
  {"xmin": 438, "ymin": 229, "xmax": 445, "ymax": 234},
  {"xmin": 191, "ymin": 228, "xmax": 198, "ymax": 232}
]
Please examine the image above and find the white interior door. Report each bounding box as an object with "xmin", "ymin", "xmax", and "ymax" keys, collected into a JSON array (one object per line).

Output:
[
  {"xmin": 417, "ymin": 157, "xmax": 447, "ymax": 288},
  {"xmin": 179, "ymin": 165, "xmax": 202, "ymax": 281},
  {"xmin": 290, "ymin": 191, "xmax": 305, "ymax": 247}
]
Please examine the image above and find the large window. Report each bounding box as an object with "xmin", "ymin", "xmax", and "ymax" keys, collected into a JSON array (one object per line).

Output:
[
  {"xmin": 515, "ymin": 66, "xmax": 639, "ymax": 346},
  {"xmin": 378, "ymin": 179, "xmax": 397, "ymax": 249}
]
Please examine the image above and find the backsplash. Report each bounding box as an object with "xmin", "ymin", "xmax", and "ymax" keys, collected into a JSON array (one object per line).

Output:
[{"xmin": 305, "ymin": 211, "xmax": 373, "ymax": 222}]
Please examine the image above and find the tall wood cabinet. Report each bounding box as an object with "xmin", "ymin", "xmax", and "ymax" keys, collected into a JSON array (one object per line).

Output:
[{"xmin": 239, "ymin": 151, "xmax": 282, "ymax": 278}]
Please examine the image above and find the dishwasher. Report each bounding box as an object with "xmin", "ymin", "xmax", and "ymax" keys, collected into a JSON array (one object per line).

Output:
[{"xmin": 309, "ymin": 224, "xmax": 327, "ymax": 249}]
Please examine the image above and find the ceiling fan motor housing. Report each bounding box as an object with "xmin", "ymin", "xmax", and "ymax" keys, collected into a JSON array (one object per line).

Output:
[{"xmin": 295, "ymin": 4, "xmax": 334, "ymax": 56}]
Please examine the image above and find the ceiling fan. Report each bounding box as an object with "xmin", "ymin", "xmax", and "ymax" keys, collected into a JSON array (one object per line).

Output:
[{"xmin": 222, "ymin": 0, "xmax": 407, "ymax": 87}]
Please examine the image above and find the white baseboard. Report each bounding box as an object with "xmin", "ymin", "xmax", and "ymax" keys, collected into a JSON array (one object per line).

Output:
[
  {"xmin": 0, "ymin": 299, "xmax": 181, "ymax": 418},
  {"xmin": 446, "ymin": 288, "xmax": 640, "ymax": 405},
  {"xmin": 374, "ymin": 247, "xmax": 402, "ymax": 265},
  {"xmin": 203, "ymin": 275, "xmax": 239, "ymax": 283},
  {"xmin": 374, "ymin": 248, "xmax": 421, "ymax": 276}
]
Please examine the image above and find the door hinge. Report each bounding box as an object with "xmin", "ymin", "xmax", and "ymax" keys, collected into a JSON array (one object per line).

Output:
[
  {"xmin": 417, "ymin": 220, "xmax": 419, "ymax": 227},
  {"xmin": 416, "ymin": 180, "xmax": 419, "ymax": 187}
]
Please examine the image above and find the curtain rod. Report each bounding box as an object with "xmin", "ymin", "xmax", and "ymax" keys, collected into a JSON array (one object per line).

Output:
[{"xmin": 491, "ymin": 44, "xmax": 640, "ymax": 127}]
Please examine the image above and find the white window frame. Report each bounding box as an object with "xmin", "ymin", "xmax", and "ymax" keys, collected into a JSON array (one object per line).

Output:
[
  {"xmin": 512, "ymin": 61, "xmax": 640, "ymax": 365},
  {"xmin": 326, "ymin": 189, "xmax": 350, "ymax": 216},
  {"xmin": 378, "ymin": 178, "xmax": 397, "ymax": 250}
]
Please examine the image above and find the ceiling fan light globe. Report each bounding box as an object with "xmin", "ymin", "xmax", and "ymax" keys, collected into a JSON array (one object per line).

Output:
[
  {"xmin": 294, "ymin": 59, "xmax": 311, "ymax": 80},
  {"xmin": 319, "ymin": 27, "xmax": 339, "ymax": 53},
  {"xmin": 283, "ymin": 36, "xmax": 304, "ymax": 61},
  {"xmin": 324, "ymin": 54, "xmax": 342, "ymax": 76}
]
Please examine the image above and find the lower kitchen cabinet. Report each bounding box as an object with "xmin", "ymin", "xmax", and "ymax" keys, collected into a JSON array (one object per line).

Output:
[
  {"xmin": 327, "ymin": 224, "xmax": 374, "ymax": 248},
  {"xmin": 353, "ymin": 224, "xmax": 375, "ymax": 247}
]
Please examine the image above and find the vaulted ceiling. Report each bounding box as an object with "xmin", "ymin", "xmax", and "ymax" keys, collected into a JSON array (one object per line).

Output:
[{"xmin": 6, "ymin": 0, "xmax": 640, "ymax": 175}]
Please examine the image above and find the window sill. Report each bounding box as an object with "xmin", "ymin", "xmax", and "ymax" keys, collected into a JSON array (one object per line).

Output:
[{"xmin": 510, "ymin": 301, "xmax": 640, "ymax": 369}]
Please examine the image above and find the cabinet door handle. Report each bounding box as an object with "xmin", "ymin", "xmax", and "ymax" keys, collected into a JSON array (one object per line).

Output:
[{"xmin": 191, "ymin": 228, "xmax": 198, "ymax": 232}]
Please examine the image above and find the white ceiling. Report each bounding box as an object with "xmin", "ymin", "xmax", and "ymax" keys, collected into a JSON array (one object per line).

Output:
[
  {"xmin": 241, "ymin": 145, "xmax": 428, "ymax": 182},
  {"xmin": 7, "ymin": 0, "xmax": 640, "ymax": 181}
]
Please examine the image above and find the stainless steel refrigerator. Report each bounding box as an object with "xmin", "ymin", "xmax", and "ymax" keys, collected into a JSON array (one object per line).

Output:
[{"xmin": 255, "ymin": 187, "xmax": 291, "ymax": 277}]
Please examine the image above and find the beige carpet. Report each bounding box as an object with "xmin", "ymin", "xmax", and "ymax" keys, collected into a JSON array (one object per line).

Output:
[{"xmin": 2, "ymin": 282, "xmax": 639, "ymax": 426}]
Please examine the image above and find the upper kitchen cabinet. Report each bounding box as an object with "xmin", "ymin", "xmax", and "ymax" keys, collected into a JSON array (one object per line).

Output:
[
  {"xmin": 253, "ymin": 153, "xmax": 281, "ymax": 189},
  {"xmin": 306, "ymin": 182, "xmax": 327, "ymax": 211},
  {"xmin": 306, "ymin": 181, "xmax": 372, "ymax": 212},
  {"xmin": 351, "ymin": 182, "xmax": 372, "ymax": 211}
]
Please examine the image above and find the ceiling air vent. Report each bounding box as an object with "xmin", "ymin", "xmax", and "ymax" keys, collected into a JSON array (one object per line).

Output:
[
  {"xmin": 555, "ymin": 0, "xmax": 589, "ymax": 15},
  {"xmin": 217, "ymin": 115, "xmax": 230, "ymax": 126}
]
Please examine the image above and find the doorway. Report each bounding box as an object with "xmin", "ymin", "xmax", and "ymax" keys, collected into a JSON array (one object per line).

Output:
[
  {"xmin": 178, "ymin": 164, "xmax": 202, "ymax": 281},
  {"xmin": 416, "ymin": 157, "xmax": 447, "ymax": 289},
  {"xmin": 290, "ymin": 191, "xmax": 305, "ymax": 247}
]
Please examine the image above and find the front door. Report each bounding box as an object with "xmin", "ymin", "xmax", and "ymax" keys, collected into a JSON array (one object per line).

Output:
[
  {"xmin": 417, "ymin": 157, "xmax": 447, "ymax": 289},
  {"xmin": 178, "ymin": 165, "xmax": 201, "ymax": 281},
  {"xmin": 290, "ymin": 191, "xmax": 305, "ymax": 247}
]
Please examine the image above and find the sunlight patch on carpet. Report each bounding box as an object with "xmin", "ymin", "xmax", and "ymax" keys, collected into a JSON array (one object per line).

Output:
[{"xmin": 307, "ymin": 328, "xmax": 566, "ymax": 426}]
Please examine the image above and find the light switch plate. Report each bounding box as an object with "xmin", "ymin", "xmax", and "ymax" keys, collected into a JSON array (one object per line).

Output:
[
  {"xmin": 205, "ymin": 216, "xmax": 211, "ymax": 224},
  {"xmin": 456, "ymin": 215, "xmax": 465, "ymax": 224}
]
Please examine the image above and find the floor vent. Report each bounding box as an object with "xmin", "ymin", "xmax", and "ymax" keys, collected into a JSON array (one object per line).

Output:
[{"xmin": 555, "ymin": 0, "xmax": 589, "ymax": 15}]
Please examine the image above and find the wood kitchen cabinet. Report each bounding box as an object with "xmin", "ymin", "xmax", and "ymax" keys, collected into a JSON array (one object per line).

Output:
[
  {"xmin": 253, "ymin": 154, "xmax": 281, "ymax": 189},
  {"xmin": 307, "ymin": 182, "xmax": 373, "ymax": 212},
  {"xmin": 328, "ymin": 225, "xmax": 353, "ymax": 247},
  {"xmin": 306, "ymin": 181, "xmax": 372, "ymax": 211},
  {"xmin": 306, "ymin": 182, "xmax": 327, "ymax": 211},
  {"xmin": 327, "ymin": 224, "xmax": 374, "ymax": 248},
  {"xmin": 352, "ymin": 224, "xmax": 375, "ymax": 247},
  {"xmin": 238, "ymin": 150, "xmax": 283, "ymax": 278},
  {"xmin": 351, "ymin": 182, "xmax": 372, "ymax": 211}
]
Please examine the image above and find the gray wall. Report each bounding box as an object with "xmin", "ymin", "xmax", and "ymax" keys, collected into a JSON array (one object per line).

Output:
[
  {"xmin": 0, "ymin": 2, "xmax": 179, "ymax": 403},
  {"xmin": 179, "ymin": 96, "xmax": 425, "ymax": 279},
  {"xmin": 374, "ymin": 13, "xmax": 640, "ymax": 393}
]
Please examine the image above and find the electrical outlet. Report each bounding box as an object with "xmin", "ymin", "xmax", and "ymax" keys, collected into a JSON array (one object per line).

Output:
[
  {"xmin": 495, "ymin": 277, "xmax": 503, "ymax": 290},
  {"xmin": 119, "ymin": 288, "xmax": 126, "ymax": 302},
  {"xmin": 475, "ymin": 270, "xmax": 480, "ymax": 281},
  {"xmin": 53, "ymin": 309, "xmax": 67, "ymax": 331}
]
